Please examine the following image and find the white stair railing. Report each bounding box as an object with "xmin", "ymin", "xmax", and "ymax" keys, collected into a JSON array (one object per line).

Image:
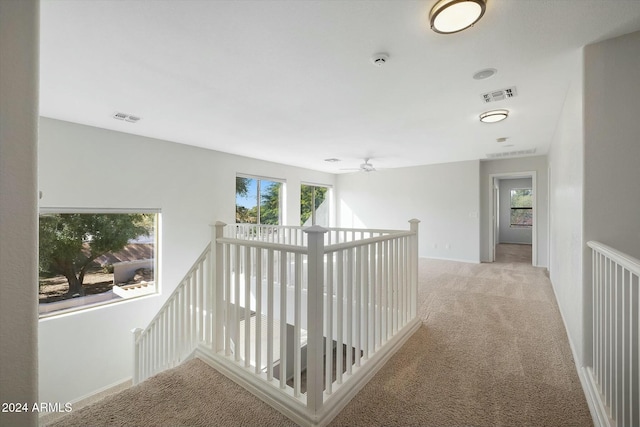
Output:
[
  {"xmin": 586, "ymin": 241, "xmax": 639, "ymax": 427},
  {"xmin": 205, "ymin": 219, "xmax": 420, "ymax": 426},
  {"xmin": 227, "ymin": 223, "xmax": 401, "ymax": 247},
  {"xmin": 133, "ymin": 220, "xmax": 420, "ymax": 426},
  {"xmin": 132, "ymin": 244, "xmax": 212, "ymax": 384}
]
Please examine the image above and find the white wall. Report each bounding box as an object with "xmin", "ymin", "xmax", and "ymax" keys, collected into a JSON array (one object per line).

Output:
[
  {"xmin": 582, "ymin": 30, "xmax": 640, "ymax": 364},
  {"xmin": 547, "ymin": 49, "xmax": 585, "ymax": 365},
  {"xmin": 583, "ymin": 30, "xmax": 640, "ymax": 260},
  {"xmin": 0, "ymin": 2, "xmax": 39, "ymax": 426},
  {"xmin": 479, "ymin": 156, "xmax": 548, "ymax": 266},
  {"xmin": 336, "ymin": 160, "xmax": 481, "ymax": 263},
  {"xmin": 498, "ymin": 178, "xmax": 532, "ymax": 244},
  {"xmin": 38, "ymin": 118, "xmax": 335, "ymax": 405}
]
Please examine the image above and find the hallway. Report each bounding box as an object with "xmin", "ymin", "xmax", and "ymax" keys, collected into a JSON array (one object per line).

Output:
[{"xmin": 495, "ymin": 243, "xmax": 532, "ymax": 265}]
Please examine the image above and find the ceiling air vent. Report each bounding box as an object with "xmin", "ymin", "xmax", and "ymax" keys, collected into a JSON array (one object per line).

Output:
[
  {"xmin": 481, "ymin": 86, "xmax": 517, "ymax": 103},
  {"xmin": 113, "ymin": 112, "xmax": 141, "ymax": 123},
  {"xmin": 486, "ymin": 148, "xmax": 536, "ymax": 159}
]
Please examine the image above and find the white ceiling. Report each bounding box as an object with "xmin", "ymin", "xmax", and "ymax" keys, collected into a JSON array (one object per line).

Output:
[{"xmin": 39, "ymin": 0, "xmax": 640, "ymax": 173}]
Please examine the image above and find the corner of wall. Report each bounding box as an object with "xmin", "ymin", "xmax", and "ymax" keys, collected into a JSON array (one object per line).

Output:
[{"xmin": 0, "ymin": 1, "xmax": 40, "ymax": 426}]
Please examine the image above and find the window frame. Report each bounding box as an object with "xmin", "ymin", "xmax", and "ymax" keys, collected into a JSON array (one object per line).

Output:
[
  {"xmin": 235, "ymin": 174, "xmax": 285, "ymax": 225},
  {"xmin": 300, "ymin": 182, "xmax": 331, "ymax": 226},
  {"xmin": 509, "ymin": 188, "xmax": 533, "ymax": 228},
  {"xmin": 38, "ymin": 207, "xmax": 161, "ymax": 318}
]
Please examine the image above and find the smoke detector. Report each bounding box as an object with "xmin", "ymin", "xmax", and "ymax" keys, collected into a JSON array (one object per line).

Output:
[{"xmin": 371, "ymin": 53, "xmax": 389, "ymax": 67}]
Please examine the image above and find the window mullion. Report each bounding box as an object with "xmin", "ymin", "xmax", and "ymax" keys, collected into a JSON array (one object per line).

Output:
[
  {"xmin": 311, "ymin": 187, "xmax": 316, "ymax": 226},
  {"xmin": 256, "ymin": 179, "xmax": 261, "ymax": 225}
]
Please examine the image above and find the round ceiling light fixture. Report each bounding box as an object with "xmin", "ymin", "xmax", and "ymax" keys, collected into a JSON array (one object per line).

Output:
[
  {"xmin": 480, "ymin": 109, "xmax": 509, "ymax": 123},
  {"xmin": 429, "ymin": 0, "xmax": 487, "ymax": 34}
]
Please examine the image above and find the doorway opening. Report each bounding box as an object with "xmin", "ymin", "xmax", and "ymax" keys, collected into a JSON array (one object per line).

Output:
[{"xmin": 488, "ymin": 171, "xmax": 537, "ymax": 266}]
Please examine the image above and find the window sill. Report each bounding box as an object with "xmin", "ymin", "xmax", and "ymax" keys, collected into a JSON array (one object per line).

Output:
[
  {"xmin": 38, "ymin": 287, "xmax": 159, "ymax": 320},
  {"xmin": 113, "ymin": 282, "xmax": 156, "ymax": 299}
]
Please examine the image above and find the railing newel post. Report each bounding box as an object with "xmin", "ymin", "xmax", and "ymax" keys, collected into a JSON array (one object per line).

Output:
[
  {"xmin": 304, "ymin": 225, "xmax": 328, "ymax": 417},
  {"xmin": 132, "ymin": 327, "xmax": 143, "ymax": 384},
  {"xmin": 409, "ymin": 219, "xmax": 420, "ymax": 318},
  {"xmin": 212, "ymin": 221, "xmax": 226, "ymax": 352}
]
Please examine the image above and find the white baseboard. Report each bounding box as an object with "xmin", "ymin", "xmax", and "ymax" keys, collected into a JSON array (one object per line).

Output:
[
  {"xmin": 548, "ymin": 278, "xmax": 601, "ymax": 427},
  {"xmin": 423, "ymin": 256, "xmax": 481, "ymax": 264},
  {"xmin": 582, "ymin": 367, "xmax": 613, "ymax": 427},
  {"xmin": 70, "ymin": 377, "xmax": 132, "ymax": 406}
]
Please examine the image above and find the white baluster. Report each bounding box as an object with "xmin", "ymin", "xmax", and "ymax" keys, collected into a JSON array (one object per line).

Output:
[
  {"xmin": 132, "ymin": 328, "xmax": 142, "ymax": 384},
  {"xmin": 255, "ymin": 248, "xmax": 262, "ymax": 375},
  {"xmin": 336, "ymin": 250, "xmax": 344, "ymax": 384},
  {"xmin": 376, "ymin": 241, "xmax": 382, "ymax": 349},
  {"xmin": 294, "ymin": 253, "xmax": 302, "ymax": 397},
  {"xmin": 267, "ymin": 249, "xmax": 274, "ymax": 382},
  {"xmin": 279, "ymin": 250, "xmax": 287, "ymax": 390},
  {"xmin": 245, "ymin": 246, "xmax": 251, "ymax": 367},
  {"xmin": 355, "ymin": 245, "xmax": 362, "ymax": 367},
  {"xmin": 362, "ymin": 244, "xmax": 369, "ymax": 361},
  {"xmin": 346, "ymin": 248, "xmax": 353, "ymax": 376},
  {"xmin": 410, "ymin": 219, "xmax": 420, "ymax": 319},
  {"xmin": 325, "ymin": 251, "xmax": 334, "ymax": 395}
]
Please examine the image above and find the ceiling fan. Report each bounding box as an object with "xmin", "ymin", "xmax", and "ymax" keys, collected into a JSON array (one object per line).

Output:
[{"xmin": 341, "ymin": 158, "xmax": 377, "ymax": 173}]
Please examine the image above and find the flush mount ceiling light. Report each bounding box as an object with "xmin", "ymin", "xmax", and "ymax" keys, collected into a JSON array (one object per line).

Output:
[
  {"xmin": 429, "ymin": 0, "xmax": 487, "ymax": 34},
  {"xmin": 480, "ymin": 109, "xmax": 509, "ymax": 123}
]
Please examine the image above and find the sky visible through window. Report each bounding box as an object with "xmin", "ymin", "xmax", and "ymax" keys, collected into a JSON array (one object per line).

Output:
[
  {"xmin": 236, "ymin": 178, "xmax": 257, "ymax": 208},
  {"xmin": 235, "ymin": 177, "xmax": 281, "ymax": 224}
]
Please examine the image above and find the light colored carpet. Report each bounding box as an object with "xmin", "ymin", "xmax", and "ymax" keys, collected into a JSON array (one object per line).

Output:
[
  {"xmin": 495, "ymin": 243, "xmax": 532, "ymax": 264},
  {"xmin": 46, "ymin": 357, "xmax": 296, "ymax": 427},
  {"xmin": 330, "ymin": 257, "xmax": 591, "ymax": 426},
  {"xmin": 46, "ymin": 257, "xmax": 592, "ymax": 427}
]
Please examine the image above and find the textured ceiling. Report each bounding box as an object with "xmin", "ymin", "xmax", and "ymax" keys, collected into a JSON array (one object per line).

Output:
[{"xmin": 39, "ymin": 0, "xmax": 640, "ymax": 173}]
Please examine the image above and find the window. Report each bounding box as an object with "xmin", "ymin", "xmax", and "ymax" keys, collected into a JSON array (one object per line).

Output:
[
  {"xmin": 38, "ymin": 210, "xmax": 159, "ymax": 317},
  {"xmin": 510, "ymin": 188, "xmax": 532, "ymax": 227},
  {"xmin": 236, "ymin": 176, "xmax": 282, "ymax": 224},
  {"xmin": 301, "ymin": 184, "xmax": 329, "ymax": 226}
]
